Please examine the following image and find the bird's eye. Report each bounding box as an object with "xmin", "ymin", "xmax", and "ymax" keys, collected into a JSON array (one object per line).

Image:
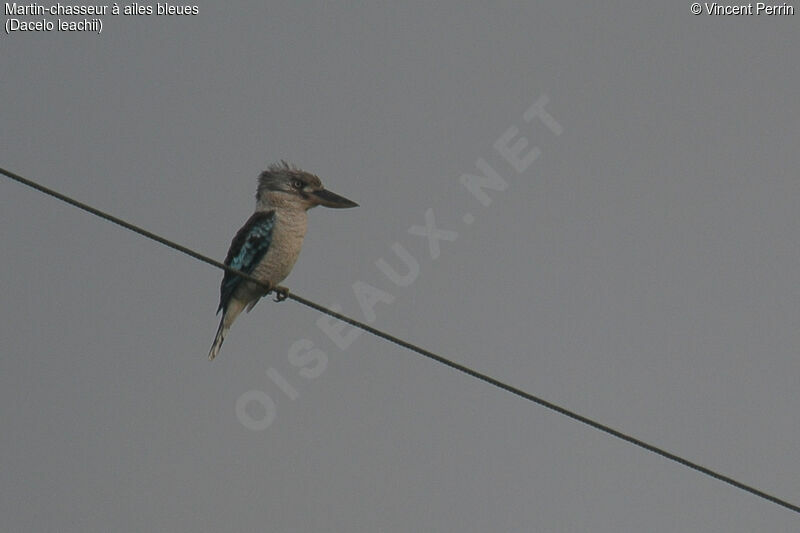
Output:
[{"xmin": 291, "ymin": 178, "xmax": 304, "ymax": 190}]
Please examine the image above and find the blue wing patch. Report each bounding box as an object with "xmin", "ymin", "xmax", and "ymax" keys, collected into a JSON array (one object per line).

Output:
[{"xmin": 217, "ymin": 210, "xmax": 276, "ymax": 314}]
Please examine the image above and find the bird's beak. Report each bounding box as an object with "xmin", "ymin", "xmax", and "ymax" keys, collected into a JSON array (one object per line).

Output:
[{"xmin": 310, "ymin": 188, "xmax": 359, "ymax": 208}]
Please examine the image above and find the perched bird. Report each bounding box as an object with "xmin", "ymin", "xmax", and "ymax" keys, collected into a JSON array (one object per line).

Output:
[{"xmin": 208, "ymin": 161, "xmax": 358, "ymax": 360}]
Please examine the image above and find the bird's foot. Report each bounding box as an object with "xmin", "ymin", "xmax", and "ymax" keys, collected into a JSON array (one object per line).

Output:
[{"xmin": 273, "ymin": 285, "xmax": 290, "ymax": 302}]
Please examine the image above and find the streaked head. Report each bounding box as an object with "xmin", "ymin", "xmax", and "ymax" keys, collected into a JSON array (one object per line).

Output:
[{"xmin": 256, "ymin": 161, "xmax": 358, "ymax": 210}]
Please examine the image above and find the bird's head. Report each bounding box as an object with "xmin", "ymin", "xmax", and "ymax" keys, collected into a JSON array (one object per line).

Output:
[{"xmin": 256, "ymin": 161, "xmax": 359, "ymax": 211}]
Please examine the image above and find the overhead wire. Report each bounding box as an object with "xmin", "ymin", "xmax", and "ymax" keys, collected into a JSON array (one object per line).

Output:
[{"xmin": 2, "ymin": 166, "xmax": 798, "ymax": 516}]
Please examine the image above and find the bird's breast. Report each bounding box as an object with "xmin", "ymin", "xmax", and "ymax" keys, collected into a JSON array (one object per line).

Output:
[{"xmin": 254, "ymin": 209, "xmax": 308, "ymax": 285}]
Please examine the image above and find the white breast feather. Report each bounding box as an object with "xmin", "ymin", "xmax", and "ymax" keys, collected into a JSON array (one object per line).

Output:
[{"xmin": 253, "ymin": 209, "xmax": 308, "ymax": 286}]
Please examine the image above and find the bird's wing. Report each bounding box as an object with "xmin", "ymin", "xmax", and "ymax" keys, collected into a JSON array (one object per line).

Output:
[{"xmin": 217, "ymin": 210, "xmax": 277, "ymax": 314}]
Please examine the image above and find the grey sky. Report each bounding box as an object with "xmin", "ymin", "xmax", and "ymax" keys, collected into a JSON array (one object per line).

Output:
[{"xmin": 1, "ymin": 2, "xmax": 798, "ymax": 531}]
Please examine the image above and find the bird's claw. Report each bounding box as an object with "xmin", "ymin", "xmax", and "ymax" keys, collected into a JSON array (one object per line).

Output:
[{"xmin": 273, "ymin": 286, "xmax": 290, "ymax": 302}]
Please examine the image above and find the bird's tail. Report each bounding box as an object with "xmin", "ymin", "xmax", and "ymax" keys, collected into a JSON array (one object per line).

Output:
[
  {"xmin": 208, "ymin": 299, "xmax": 246, "ymax": 360},
  {"xmin": 208, "ymin": 316, "xmax": 228, "ymax": 360}
]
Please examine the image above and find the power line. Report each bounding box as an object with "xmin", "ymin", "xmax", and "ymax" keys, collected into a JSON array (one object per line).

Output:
[
  {"xmin": 2, "ymin": 165, "xmax": 799, "ymax": 516},
  {"xmin": 0, "ymin": 167, "xmax": 271, "ymax": 291}
]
